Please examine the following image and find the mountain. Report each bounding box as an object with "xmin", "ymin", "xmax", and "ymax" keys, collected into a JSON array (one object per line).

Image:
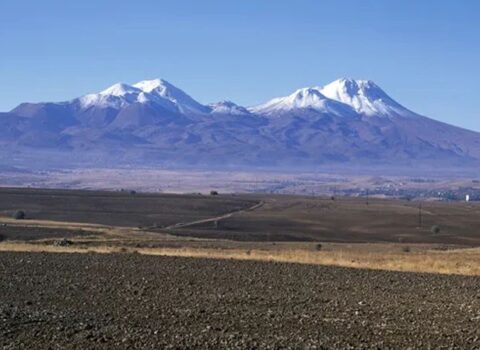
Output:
[
  {"xmin": 251, "ymin": 78, "xmax": 418, "ymax": 118},
  {"xmin": 319, "ymin": 78, "xmax": 416, "ymax": 118},
  {"xmin": 250, "ymin": 87, "xmax": 358, "ymax": 118},
  {"xmin": 1, "ymin": 78, "xmax": 480, "ymax": 171}
]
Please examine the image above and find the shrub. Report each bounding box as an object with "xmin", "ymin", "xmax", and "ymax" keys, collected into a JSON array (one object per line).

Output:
[
  {"xmin": 13, "ymin": 210, "xmax": 25, "ymax": 220},
  {"xmin": 402, "ymin": 246, "xmax": 411, "ymax": 253},
  {"xmin": 315, "ymin": 243, "xmax": 323, "ymax": 251},
  {"xmin": 53, "ymin": 239, "xmax": 73, "ymax": 247},
  {"xmin": 431, "ymin": 225, "xmax": 441, "ymax": 234},
  {"xmin": 210, "ymin": 190, "xmax": 219, "ymax": 196}
]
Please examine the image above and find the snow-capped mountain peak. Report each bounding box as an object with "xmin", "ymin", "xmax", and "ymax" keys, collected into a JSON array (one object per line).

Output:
[
  {"xmin": 250, "ymin": 86, "xmax": 356, "ymax": 117},
  {"xmin": 319, "ymin": 78, "xmax": 414, "ymax": 117},
  {"xmin": 132, "ymin": 78, "xmax": 167, "ymax": 93},
  {"xmin": 76, "ymin": 79, "xmax": 210, "ymax": 114},
  {"xmin": 133, "ymin": 78, "xmax": 209, "ymax": 114},
  {"xmin": 78, "ymin": 82, "xmax": 143, "ymax": 109},
  {"xmin": 249, "ymin": 78, "xmax": 420, "ymax": 119},
  {"xmin": 285, "ymin": 87, "xmax": 329, "ymax": 108}
]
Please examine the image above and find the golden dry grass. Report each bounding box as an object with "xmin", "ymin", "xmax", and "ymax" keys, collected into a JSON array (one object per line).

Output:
[
  {"xmin": 2, "ymin": 241, "xmax": 480, "ymax": 276},
  {"xmin": 0, "ymin": 217, "xmax": 192, "ymax": 242},
  {"xmin": 0, "ymin": 217, "xmax": 118, "ymax": 234},
  {"xmin": 2, "ymin": 214, "xmax": 480, "ymax": 276}
]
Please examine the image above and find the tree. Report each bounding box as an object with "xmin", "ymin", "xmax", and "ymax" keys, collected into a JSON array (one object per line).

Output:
[{"xmin": 13, "ymin": 210, "xmax": 26, "ymax": 220}]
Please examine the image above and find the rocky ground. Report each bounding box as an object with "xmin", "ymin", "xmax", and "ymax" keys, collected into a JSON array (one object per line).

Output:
[{"xmin": 1, "ymin": 252, "xmax": 480, "ymax": 349}]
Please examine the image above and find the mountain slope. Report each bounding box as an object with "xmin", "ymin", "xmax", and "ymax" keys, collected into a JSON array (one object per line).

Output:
[{"xmin": 1, "ymin": 78, "xmax": 479, "ymax": 170}]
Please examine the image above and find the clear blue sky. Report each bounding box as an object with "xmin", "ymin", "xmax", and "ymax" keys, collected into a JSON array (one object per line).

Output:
[{"xmin": 1, "ymin": 0, "xmax": 479, "ymax": 130}]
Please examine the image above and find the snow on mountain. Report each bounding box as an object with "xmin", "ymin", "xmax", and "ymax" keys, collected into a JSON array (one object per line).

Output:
[
  {"xmin": 319, "ymin": 78, "xmax": 415, "ymax": 118},
  {"xmin": 209, "ymin": 101, "xmax": 251, "ymax": 115},
  {"xmin": 133, "ymin": 79, "xmax": 210, "ymax": 114},
  {"xmin": 78, "ymin": 83, "xmax": 144, "ymax": 109},
  {"xmin": 78, "ymin": 79, "xmax": 209, "ymax": 115},
  {"xmin": 132, "ymin": 79, "xmax": 165, "ymax": 93},
  {"xmin": 250, "ymin": 78, "xmax": 417, "ymax": 119},
  {"xmin": 250, "ymin": 87, "xmax": 357, "ymax": 117},
  {"xmin": 100, "ymin": 83, "xmax": 139, "ymax": 96}
]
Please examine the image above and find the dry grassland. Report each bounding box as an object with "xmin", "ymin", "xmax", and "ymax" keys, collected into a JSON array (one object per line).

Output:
[{"xmin": 2, "ymin": 240, "xmax": 480, "ymax": 276}]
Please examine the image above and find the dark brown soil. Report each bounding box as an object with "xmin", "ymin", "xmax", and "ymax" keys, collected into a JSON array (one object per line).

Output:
[
  {"xmin": 0, "ymin": 225, "xmax": 91, "ymax": 242},
  {"xmin": 170, "ymin": 196, "xmax": 480, "ymax": 245},
  {"xmin": 1, "ymin": 252, "xmax": 479, "ymax": 349},
  {"xmin": 0, "ymin": 187, "xmax": 257, "ymax": 228},
  {"xmin": 3, "ymin": 187, "xmax": 480, "ymax": 246}
]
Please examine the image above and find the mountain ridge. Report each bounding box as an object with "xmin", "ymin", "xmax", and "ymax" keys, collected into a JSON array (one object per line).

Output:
[{"xmin": 2, "ymin": 78, "xmax": 480, "ymax": 171}]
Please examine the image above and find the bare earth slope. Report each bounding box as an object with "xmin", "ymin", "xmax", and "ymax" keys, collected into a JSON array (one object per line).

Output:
[
  {"xmin": 2, "ymin": 188, "xmax": 480, "ymax": 245},
  {"xmin": 165, "ymin": 195, "xmax": 480, "ymax": 245},
  {"xmin": 0, "ymin": 187, "xmax": 257, "ymax": 228},
  {"xmin": 1, "ymin": 252, "xmax": 479, "ymax": 349}
]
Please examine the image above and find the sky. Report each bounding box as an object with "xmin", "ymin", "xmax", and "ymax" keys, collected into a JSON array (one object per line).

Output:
[{"xmin": 1, "ymin": 0, "xmax": 480, "ymax": 130}]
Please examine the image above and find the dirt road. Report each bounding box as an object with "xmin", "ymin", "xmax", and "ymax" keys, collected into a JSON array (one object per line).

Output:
[{"xmin": 163, "ymin": 200, "xmax": 264, "ymax": 230}]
